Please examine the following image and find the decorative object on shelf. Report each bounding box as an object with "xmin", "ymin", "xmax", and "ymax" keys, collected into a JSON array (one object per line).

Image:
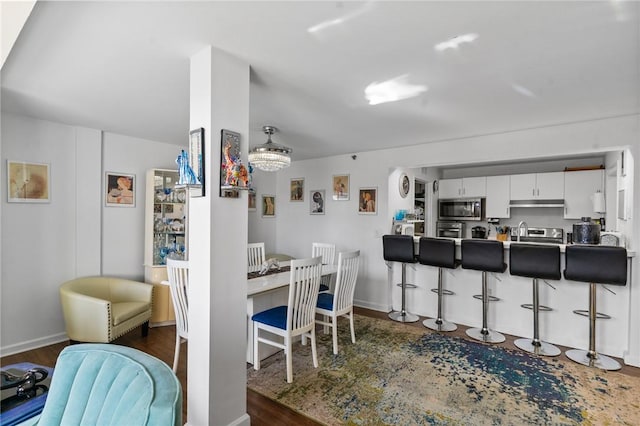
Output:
[
  {"xmin": 248, "ymin": 125, "xmax": 292, "ymax": 172},
  {"xmin": 332, "ymin": 174, "xmax": 350, "ymax": 200},
  {"xmin": 359, "ymin": 187, "xmax": 377, "ymax": 215},
  {"xmin": 220, "ymin": 129, "xmax": 251, "ymax": 198},
  {"xmin": 105, "ymin": 172, "xmax": 135, "ymax": 207},
  {"xmin": 399, "ymin": 173, "xmax": 410, "ymax": 198},
  {"xmin": 7, "ymin": 160, "xmax": 50, "ymax": 203},
  {"xmin": 259, "ymin": 258, "xmax": 281, "ymax": 275},
  {"xmin": 176, "ymin": 150, "xmax": 197, "ymax": 186},
  {"xmin": 310, "ymin": 190, "xmax": 325, "ymax": 215},
  {"xmin": 188, "ymin": 128, "xmax": 205, "ymax": 195},
  {"xmin": 290, "ymin": 178, "xmax": 304, "ymax": 202},
  {"xmin": 248, "ymin": 188, "xmax": 257, "ymax": 211},
  {"xmin": 262, "ymin": 195, "xmax": 275, "ymax": 217}
]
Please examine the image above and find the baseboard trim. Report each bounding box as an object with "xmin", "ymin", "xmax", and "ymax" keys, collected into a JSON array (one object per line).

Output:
[
  {"xmin": 354, "ymin": 299, "xmax": 388, "ymax": 313},
  {"xmin": 185, "ymin": 413, "xmax": 250, "ymax": 426},
  {"xmin": 623, "ymin": 352, "xmax": 640, "ymax": 367},
  {"xmin": 1, "ymin": 332, "xmax": 68, "ymax": 357}
]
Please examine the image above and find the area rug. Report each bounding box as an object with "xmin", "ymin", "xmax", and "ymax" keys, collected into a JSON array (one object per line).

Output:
[{"xmin": 246, "ymin": 315, "xmax": 640, "ymax": 425}]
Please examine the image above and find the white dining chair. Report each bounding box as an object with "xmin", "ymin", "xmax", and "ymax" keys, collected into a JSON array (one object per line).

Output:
[
  {"xmin": 315, "ymin": 250, "xmax": 360, "ymax": 355},
  {"xmin": 248, "ymin": 242, "xmax": 266, "ymax": 273},
  {"xmin": 252, "ymin": 256, "xmax": 323, "ymax": 383},
  {"xmin": 164, "ymin": 258, "xmax": 189, "ymax": 373},
  {"xmin": 312, "ymin": 242, "xmax": 336, "ymax": 292}
]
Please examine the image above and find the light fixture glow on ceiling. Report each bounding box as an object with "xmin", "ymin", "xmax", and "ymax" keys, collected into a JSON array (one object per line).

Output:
[
  {"xmin": 364, "ymin": 74, "xmax": 428, "ymax": 105},
  {"xmin": 434, "ymin": 33, "xmax": 479, "ymax": 52},
  {"xmin": 511, "ymin": 84, "xmax": 537, "ymax": 98}
]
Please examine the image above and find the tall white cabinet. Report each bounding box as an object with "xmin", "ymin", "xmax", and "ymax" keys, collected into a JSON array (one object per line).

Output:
[{"xmin": 144, "ymin": 168, "xmax": 188, "ymax": 326}]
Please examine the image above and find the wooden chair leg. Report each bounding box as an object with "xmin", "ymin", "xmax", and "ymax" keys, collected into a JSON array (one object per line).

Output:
[
  {"xmin": 172, "ymin": 334, "xmax": 180, "ymax": 373},
  {"xmin": 141, "ymin": 321, "xmax": 149, "ymax": 337}
]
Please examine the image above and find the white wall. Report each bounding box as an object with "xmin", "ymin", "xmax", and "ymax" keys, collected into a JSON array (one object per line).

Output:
[
  {"xmin": 247, "ymin": 169, "xmax": 277, "ymax": 252},
  {"xmin": 0, "ymin": 113, "xmax": 181, "ymax": 355}
]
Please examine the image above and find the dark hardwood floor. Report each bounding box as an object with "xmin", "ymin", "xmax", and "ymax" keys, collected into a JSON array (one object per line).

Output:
[{"xmin": 2, "ymin": 307, "xmax": 638, "ymax": 424}]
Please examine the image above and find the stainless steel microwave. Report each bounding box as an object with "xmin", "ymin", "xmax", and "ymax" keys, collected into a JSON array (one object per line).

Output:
[{"xmin": 438, "ymin": 198, "xmax": 484, "ymax": 221}]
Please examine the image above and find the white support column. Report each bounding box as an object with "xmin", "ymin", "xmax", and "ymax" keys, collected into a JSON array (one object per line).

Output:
[{"xmin": 187, "ymin": 46, "xmax": 250, "ymax": 426}]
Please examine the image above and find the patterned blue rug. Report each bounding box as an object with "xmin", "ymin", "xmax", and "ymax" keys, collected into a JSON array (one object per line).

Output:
[{"xmin": 247, "ymin": 315, "xmax": 640, "ymax": 425}]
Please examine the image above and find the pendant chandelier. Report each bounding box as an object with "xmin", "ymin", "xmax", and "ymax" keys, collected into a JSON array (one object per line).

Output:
[{"xmin": 248, "ymin": 126, "xmax": 292, "ymax": 172}]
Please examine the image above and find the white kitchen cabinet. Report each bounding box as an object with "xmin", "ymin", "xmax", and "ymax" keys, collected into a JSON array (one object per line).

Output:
[
  {"xmin": 144, "ymin": 168, "xmax": 188, "ymax": 326},
  {"xmin": 563, "ymin": 169, "xmax": 604, "ymax": 219},
  {"xmin": 485, "ymin": 175, "xmax": 510, "ymax": 218},
  {"xmin": 510, "ymin": 172, "xmax": 564, "ymax": 200},
  {"xmin": 439, "ymin": 176, "xmax": 486, "ymax": 198}
]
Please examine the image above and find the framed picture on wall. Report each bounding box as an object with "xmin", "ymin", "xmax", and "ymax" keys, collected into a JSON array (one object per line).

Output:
[
  {"xmin": 189, "ymin": 127, "xmax": 205, "ymax": 196},
  {"xmin": 248, "ymin": 188, "xmax": 257, "ymax": 211},
  {"xmin": 262, "ymin": 195, "xmax": 275, "ymax": 217},
  {"xmin": 358, "ymin": 187, "xmax": 377, "ymax": 215},
  {"xmin": 310, "ymin": 190, "xmax": 325, "ymax": 215},
  {"xmin": 290, "ymin": 178, "xmax": 304, "ymax": 202},
  {"xmin": 7, "ymin": 160, "xmax": 50, "ymax": 203},
  {"xmin": 332, "ymin": 174, "xmax": 349, "ymax": 200},
  {"xmin": 105, "ymin": 172, "xmax": 135, "ymax": 207}
]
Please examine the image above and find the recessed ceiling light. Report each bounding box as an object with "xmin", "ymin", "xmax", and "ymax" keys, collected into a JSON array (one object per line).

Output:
[
  {"xmin": 434, "ymin": 33, "xmax": 479, "ymax": 52},
  {"xmin": 364, "ymin": 74, "xmax": 428, "ymax": 106}
]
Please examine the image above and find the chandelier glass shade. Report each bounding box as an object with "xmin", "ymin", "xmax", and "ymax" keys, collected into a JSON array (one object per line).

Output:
[{"xmin": 248, "ymin": 126, "xmax": 292, "ymax": 172}]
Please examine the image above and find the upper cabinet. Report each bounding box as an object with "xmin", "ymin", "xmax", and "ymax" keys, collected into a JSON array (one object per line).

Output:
[
  {"xmin": 439, "ymin": 176, "xmax": 486, "ymax": 198},
  {"xmin": 485, "ymin": 175, "xmax": 510, "ymax": 218},
  {"xmin": 510, "ymin": 172, "xmax": 564, "ymax": 200},
  {"xmin": 564, "ymin": 169, "xmax": 604, "ymax": 219}
]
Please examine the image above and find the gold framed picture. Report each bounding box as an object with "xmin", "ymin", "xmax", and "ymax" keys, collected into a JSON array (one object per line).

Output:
[
  {"xmin": 262, "ymin": 195, "xmax": 275, "ymax": 217},
  {"xmin": 358, "ymin": 187, "xmax": 377, "ymax": 215},
  {"xmin": 290, "ymin": 178, "xmax": 304, "ymax": 202}
]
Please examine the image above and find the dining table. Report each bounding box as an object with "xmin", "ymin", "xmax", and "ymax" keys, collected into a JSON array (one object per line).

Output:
[{"xmin": 246, "ymin": 261, "xmax": 338, "ymax": 364}]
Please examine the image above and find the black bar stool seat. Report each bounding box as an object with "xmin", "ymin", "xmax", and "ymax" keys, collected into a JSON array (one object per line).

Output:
[
  {"xmin": 383, "ymin": 235, "xmax": 419, "ymax": 323},
  {"xmin": 510, "ymin": 244, "xmax": 561, "ymax": 356},
  {"xmin": 564, "ymin": 245, "xmax": 627, "ymax": 370},
  {"xmin": 462, "ymin": 239, "xmax": 507, "ymax": 343},
  {"xmin": 418, "ymin": 237, "xmax": 460, "ymax": 332}
]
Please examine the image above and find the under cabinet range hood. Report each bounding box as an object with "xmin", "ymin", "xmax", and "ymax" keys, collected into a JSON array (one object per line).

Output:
[{"xmin": 509, "ymin": 199, "xmax": 565, "ymax": 208}]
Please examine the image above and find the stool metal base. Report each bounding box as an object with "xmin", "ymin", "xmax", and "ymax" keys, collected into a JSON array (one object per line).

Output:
[
  {"xmin": 466, "ymin": 327, "xmax": 505, "ymax": 344},
  {"xmin": 514, "ymin": 338, "xmax": 561, "ymax": 357},
  {"xmin": 566, "ymin": 349, "xmax": 621, "ymax": 371},
  {"xmin": 423, "ymin": 318, "xmax": 457, "ymax": 332},
  {"xmin": 389, "ymin": 311, "xmax": 419, "ymax": 323}
]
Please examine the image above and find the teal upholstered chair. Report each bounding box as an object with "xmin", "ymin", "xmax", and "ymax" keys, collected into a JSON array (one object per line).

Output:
[{"xmin": 18, "ymin": 344, "xmax": 182, "ymax": 426}]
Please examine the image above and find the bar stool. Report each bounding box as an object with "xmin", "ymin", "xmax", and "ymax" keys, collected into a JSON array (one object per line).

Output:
[
  {"xmin": 383, "ymin": 235, "xmax": 419, "ymax": 323},
  {"xmin": 509, "ymin": 244, "xmax": 561, "ymax": 356},
  {"xmin": 418, "ymin": 237, "xmax": 460, "ymax": 332},
  {"xmin": 564, "ymin": 245, "xmax": 627, "ymax": 370},
  {"xmin": 461, "ymin": 239, "xmax": 506, "ymax": 343}
]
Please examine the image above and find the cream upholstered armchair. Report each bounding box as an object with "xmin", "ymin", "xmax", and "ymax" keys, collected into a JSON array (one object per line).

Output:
[{"xmin": 60, "ymin": 276, "xmax": 153, "ymax": 343}]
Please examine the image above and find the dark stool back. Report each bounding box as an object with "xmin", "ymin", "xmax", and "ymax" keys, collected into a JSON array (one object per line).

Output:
[
  {"xmin": 418, "ymin": 238, "xmax": 459, "ymax": 332},
  {"xmin": 383, "ymin": 235, "xmax": 419, "ymax": 323},
  {"xmin": 510, "ymin": 244, "xmax": 561, "ymax": 356},
  {"xmin": 461, "ymin": 239, "xmax": 507, "ymax": 343},
  {"xmin": 564, "ymin": 245, "xmax": 627, "ymax": 370}
]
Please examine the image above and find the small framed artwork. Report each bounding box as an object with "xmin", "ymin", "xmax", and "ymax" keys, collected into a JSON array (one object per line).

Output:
[
  {"xmin": 248, "ymin": 189, "xmax": 257, "ymax": 211},
  {"xmin": 189, "ymin": 127, "xmax": 205, "ymax": 196},
  {"xmin": 310, "ymin": 190, "xmax": 325, "ymax": 215},
  {"xmin": 332, "ymin": 174, "xmax": 350, "ymax": 200},
  {"xmin": 262, "ymin": 195, "xmax": 275, "ymax": 217},
  {"xmin": 105, "ymin": 172, "xmax": 135, "ymax": 207},
  {"xmin": 359, "ymin": 187, "xmax": 377, "ymax": 215},
  {"xmin": 7, "ymin": 160, "xmax": 50, "ymax": 203},
  {"xmin": 290, "ymin": 178, "xmax": 304, "ymax": 202}
]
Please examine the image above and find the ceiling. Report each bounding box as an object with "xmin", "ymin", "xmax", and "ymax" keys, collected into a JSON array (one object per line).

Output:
[{"xmin": 2, "ymin": 1, "xmax": 639, "ymax": 162}]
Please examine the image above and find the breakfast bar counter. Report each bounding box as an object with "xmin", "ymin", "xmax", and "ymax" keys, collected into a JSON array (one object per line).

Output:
[{"xmin": 390, "ymin": 237, "xmax": 635, "ymax": 362}]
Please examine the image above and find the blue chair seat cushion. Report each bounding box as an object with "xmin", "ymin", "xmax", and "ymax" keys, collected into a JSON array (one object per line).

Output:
[
  {"xmin": 252, "ymin": 306, "xmax": 288, "ymax": 330},
  {"xmin": 317, "ymin": 293, "xmax": 334, "ymax": 311}
]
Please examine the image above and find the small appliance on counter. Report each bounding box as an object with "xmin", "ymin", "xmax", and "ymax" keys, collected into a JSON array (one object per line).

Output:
[
  {"xmin": 599, "ymin": 231, "xmax": 625, "ymax": 248},
  {"xmin": 572, "ymin": 217, "xmax": 600, "ymax": 244},
  {"xmin": 471, "ymin": 226, "xmax": 487, "ymax": 239},
  {"xmin": 436, "ymin": 221, "xmax": 465, "ymax": 238}
]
